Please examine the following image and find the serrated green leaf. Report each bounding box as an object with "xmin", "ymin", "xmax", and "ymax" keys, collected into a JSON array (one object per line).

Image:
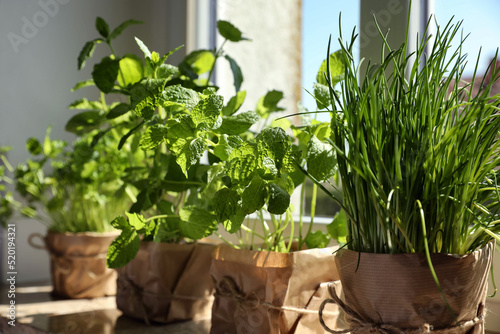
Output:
[
  {"xmin": 183, "ymin": 50, "xmax": 215, "ymax": 75},
  {"xmin": 77, "ymin": 39, "xmax": 102, "ymax": 70},
  {"xmin": 157, "ymin": 64, "xmax": 179, "ymax": 79},
  {"xmin": 306, "ymin": 135, "xmax": 336, "ymax": 182},
  {"xmin": 317, "ymin": 49, "xmax": 345, "ymax": 86},
  {"xmin": 106, "ymin": 103, "xmax": 130, "ymax": 119},
  {"xmin": 313, "ymin": 83, "xmax": 331, "ymax": 110},
  {"xmin": 224, "ymin": 207, "xmax": 246, "ymax": 233},
  {"xmin": 71, "ymin": 80, "xmax": 95, "ymax": 92},
  {"xmin": 213, "ymin": 187, "xmax": 240, "ymax": 223},
  {"xmin": 170, "ymin": 137, "xmax": 205, "ymax": 177},
  {"xmin": 227, "ymin": 142, "xmax": 259, "ymax": 184},
  {"xmin": 217, "ymin": 111, "xmax": 259, "ymax": 135},
  {"xmin": 118, "ymin": 54, "xmax": 144, "ymax": 87},
  {"xmin": 162, "ymin": 85, "xmax": 200, "ymax": 111},
  {"xmin": 109, "ymin": 19, "xmax": 143, "ymax": 40},
  {"xmin": 107, "ymin": 227, "xmax": 141, "ymax": 268},
  {"xmin": 241, "ymin": 176, "xmax": 268, "ymax": 213},
  {"xmin": 65, "ymin": 111, "xmax": 105, "ymax": 134},
  {"xmin": 256, "ymin": 90, "xmax": 284, "ymax": 118},
  {"xmin": 135, "ymin": 37, "xmax": 152, "ymax": 59},
  {"xmin": 92, "ymin": 56, "xmax": 120, "ymax": 93},
  {"xmin": 68, "ymin": 98, "xmax": 103, "ymax": 111},
  {"xmin": 305, "ymin": 230, "xmax": 330, "ymax": 249},
  {"xmin": 139, "ymin": 124, "xmax": 168, "ymax": 151},
  {"xmin": 256, "ymin": 127, "xmax": 291, "ymax": 172},
  {"xmin": 130, "ymin": 79, "xmax": 166, "ymax": 119},
  {"xmin": 26, "ymin": 138, "xmax": 42, "ymax": 155},
  {"xmin": 217, "ymin": 20, "xmax": 248, "ymax": 42},
  {"xmin": 213, "ymin": 134, "xmax": 243, "ymax": 161},
  {"xmin": 267, "ymin": 183, "xmax": 290, "ymax": 215},
  {"xmin": 166, "ymin": 115, "xmax": 196, "ymax": 140},
  {"xmin": 327, "ymin": 210, "xmax": 347, "ymax": 244},
  {"xmin": 179, "ymin": 206, "xmax": 217, "ymax": 239},
  {"xmin": 125, "ymin": 212, "xmax": 146, "ymax": 230},
  {"xmin": 225, "ymin": 55, "xmax": 243, "ymax": 92},
  {"xmin": 154, "ymin": 217, "xmax": 181, "ymax": 243},
  {"xmin": 222, "ymin": 91, "xmax": 246, "ymax": 116},
  {"xmin": 95, "ymin": 17, "xmax": 109, "ymax": 38},
  {"xmin": 110, "ymin": 216, "xmax": 128, "ymax": 230},
  {"xmin": 191, "ymin": 94, "xmax": 223, "ymax": 130}
]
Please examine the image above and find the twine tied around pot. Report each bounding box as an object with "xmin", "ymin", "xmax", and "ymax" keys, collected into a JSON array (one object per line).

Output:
[
  {"xmin": 319, "ymin": 282, "xmax": 485, "ymax": 334},
  {"xmin": 214, "ymin": 276, "xmax": 336, "ymax": 316}
]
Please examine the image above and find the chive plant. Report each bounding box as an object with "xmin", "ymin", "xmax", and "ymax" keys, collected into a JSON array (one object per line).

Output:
[{"xmin": 322, "ymin": 17, "xmax": 500, "ymax": 255}]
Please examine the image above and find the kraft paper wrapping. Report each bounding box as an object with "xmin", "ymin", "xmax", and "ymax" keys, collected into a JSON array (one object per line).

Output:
[
  {"xmin": 41, "ymin": 231, "xmax": 118, "ymax": 299},
  {"xmin": 116, "ymin": 241, "xmax": 216, "ymax": 324},
  {"xmin": 331, "ymin": 242, "xmax": 494, "ymax": 334},
  {"xmin": 210, "ymin": 245, "xmax": 341, "ymax": 334}
]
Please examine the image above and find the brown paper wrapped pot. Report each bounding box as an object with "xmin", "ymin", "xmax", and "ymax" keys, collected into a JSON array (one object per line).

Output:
[
  {"xmin": 210, "ymin": 245, "xmax": 341, "ymax": 334},
  {"xmin": 29, "ymin": 231, "xmax": 118, "ymax": 299},
  {"xmin": 332, "ymin": 242, "xmax": 494, "ymax": 333},
  {"xmin": 116, "ymin": 241, "xmax": 216, "ymax": 324}
]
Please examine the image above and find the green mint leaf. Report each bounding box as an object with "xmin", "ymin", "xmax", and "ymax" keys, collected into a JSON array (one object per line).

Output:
[
  {"xmin": 26, "ymin": 138, "xmax": 42, "ymax": 155},
  {"xmin": 256, "ymin": 90, "xmax": 284, "ymax": 118},
  {"xmin": 118, "ymin": 54, "xmax": 144, "ymax": 87},
  {"xmin": 327, "ymin": 210, "xmax": 347, "ymax": 244},
  {"xmin": 316, "ymin": 49, "xmax": 345, "ymax": 86},
  {"xmin": 71, "ymin": 80, "xmax": 95, "ymax": 92},
  {"xmin": 306, "ymin": 135, "xmax": 336, "ymax": 182},
  {"xmin": 109, "ymin": 19, "xmax": 143, "ymax": 40},
  {"xmin": 106, "ymin": 103, "xmax": 130, "ymax": 119},
  {"xmin": 125, "ymin": 212, "xmax": 146, "ymax": 230},
  {"xmin": 213, "ymin": 187, "xmax": 241, "ymax": 223},
  {"xmin": 213, "ymin": 134, "xmax": 243, "ymax": 161},
  {"xmin": 92, "ymin": 56, "xmax": 120, "ymax": 93},
  {"xmin": 227, "ymin": 142, "xmax": 259, "ymax": 184},
  {"xmin": 267, "ymin": 183, "xmax": 290, "ymax": 215},
  {"xmin": 241, "ymin": 176, "xmax": 268, "ymax": 213},
  {"xmin": 256, "ymin": 127, "xmax": 291, "ymax": 172},
  {"xmin": 191, "ymin": 94, "xmax": 224, "ymax": 130},
  {"xmin": 139, "ymin": 124, "xmax": 168, "ymax": 151},
  {"xmin": 157, "ymin": 64, "xmax": 180, "ymax": 79},
  {"xmin": 166, "ymin": 115, "xmax": 196, "ymax": 140},
  {"xmin": 305, "ymin": 230, "xmax": 331, "ymax": 249},
  {"xmin": 65, "ymin": 111, "xmax": 105, "ymax": 134},
  {"xmin": 68, "ymin": 98, "xmax": 103, "ymax": 111},
  {"xmin": 217, "ymin": 111, "xmax": 259, "ymax": 135},
  {"xmin": 77, "ymin": 39, "xmax": 102, "ymax": 70},
  {"xmin": 130, "ymin": 79, "xmax": 166, "ymax": 119},
  {"xmin": 95, "ymin": 17, "xmax": 110, "ymax": 38},
  {"xmin": 107, "ymin": 226, "xmax": 141, "ymax": 268},
  {"xmin": 225, "ymin": 55, "xmax": 243, "ymax": 92},
  {"xmin": 162, "ymin": 85, "xmax": 200, "ymax": 111},
  {"xmin": 224, "ymin": 207, "xmax": 246, "ymax": 233},
  {"xmin": 135, "ymin": 37, "xmax": 152, "ymax": 59},
  {"xmin": 169, "ymin": 137, "xmax": 205, "ymax": 177},
  {"xmin": 159, "ymin": 45, "xmax": 184, "ymax": 65},
  {"xmin": 313, "ymin": 83, "xmax": 331, "ymax": 110},
  {"xmin": 217, "ymin": 20, "xmax": 248, "ymax": 42},
  {"xmin": 179, "ymin": 206, "xmax": 217, "ymax": 240},
  {"xmin": 183, "ymin": 50, "xmax": 216, "ymax": 75},
  {"xmin": 222, "ymin": 91, "xmax": 247, "ymax": 116},
  {"xmin": 110, "ymin": 216, "xmax": 128, "ymax": 230}
]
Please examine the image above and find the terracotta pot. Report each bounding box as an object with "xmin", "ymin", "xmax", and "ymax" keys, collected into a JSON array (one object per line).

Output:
[
  {"xmin": 321, "ymin": 242, "xmax": 494, "ymax": 334},
  {"xmin": 29, "ymin": 230, "xmax": 118, "ymax": 299},
  {"xmin": 116, "ymin": 241, "xmax": 216, "ymax": 324}
]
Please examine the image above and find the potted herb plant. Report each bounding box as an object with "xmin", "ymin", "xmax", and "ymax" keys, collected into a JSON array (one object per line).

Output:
[
  {"xmin": 0, "ymin": 125, "xmax": 138, "ymax": 299},
  {"xmin": 312, "ymin": 13, "xmax": 499, "ymax": 334},
  {"xmin": 93, "ymin": 19, "xmax": 263, "ymax": 324}
]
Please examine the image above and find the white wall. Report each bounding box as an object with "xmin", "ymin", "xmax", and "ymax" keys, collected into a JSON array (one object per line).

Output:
[{"xmin": 0, "ymin": 0, "xmax": 188, "ymax": 284}]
